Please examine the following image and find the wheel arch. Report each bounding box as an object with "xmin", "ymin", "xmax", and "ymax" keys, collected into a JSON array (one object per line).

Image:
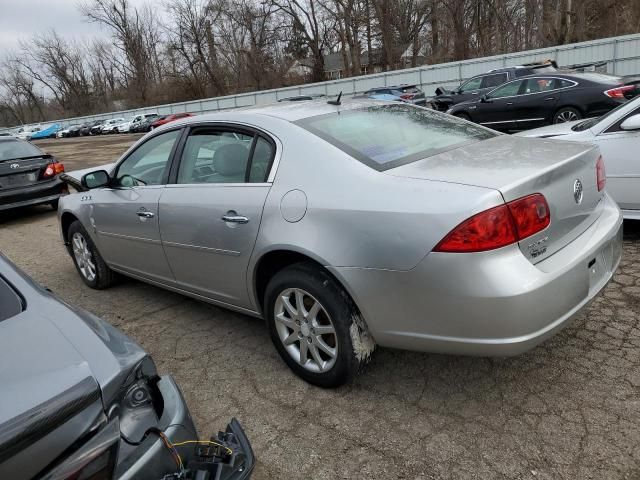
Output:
[
  {"xmin": 252, "ymin": 248, "xmax": 361, "ymax": 317},
  {"xmin": 60, "ymin": 211, "xmax": 80, "ymax": 245}
]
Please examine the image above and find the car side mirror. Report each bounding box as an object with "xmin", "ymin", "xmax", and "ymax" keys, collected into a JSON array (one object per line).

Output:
[
  {"xmin": 620, "ymin": 114, "xmax": 640, "ymax": 131},
  {"xmin": 82, "ymin": 170, "xmax": 110, "ymax": 189}
]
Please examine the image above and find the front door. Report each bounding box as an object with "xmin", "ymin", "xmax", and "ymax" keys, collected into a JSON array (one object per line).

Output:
[
  {"xmin": 90, "ymin": 128, "xmax": 182, "ymax": 283},
  {"xmin": 472, "ymin": 79, "xmax": 524, "ymax": 131},
  {"xmin": 159, "ymin": 126, "xmax": 276, "ymax": 309}
]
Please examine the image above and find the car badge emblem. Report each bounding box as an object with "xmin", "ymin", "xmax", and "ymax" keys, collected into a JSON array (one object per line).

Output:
[
  {"xmin": 10, "ymin": 163, "xmax": 19, "ymax": 169},
  {"xmin": 573, "ymin": 179, "xmax": 583, "ymax": 205}
]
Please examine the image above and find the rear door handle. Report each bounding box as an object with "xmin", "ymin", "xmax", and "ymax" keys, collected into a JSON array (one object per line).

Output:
[
  {"xmin": 544, "ymin": 97, "xmax": 556, "ymax": 101},
  {"xmin": 136, "ymin": 211, "xmax": 154, "ymax": 218},
  {"xmin": 222, "ymin": 214, "xmax": 249, "ymax": 224},
  {"xmin": 506, "ymin": 102, "xmax": 514, "ymax": 105}
]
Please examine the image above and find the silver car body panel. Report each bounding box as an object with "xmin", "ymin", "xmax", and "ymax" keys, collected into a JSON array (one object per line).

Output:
[
  {"xmin": 59, "ymin": 99, "xmax": 624, "ymax": 356},
  {"xmin": 517, "ymin": 96, "xmax": 640, "ymax": 216}
]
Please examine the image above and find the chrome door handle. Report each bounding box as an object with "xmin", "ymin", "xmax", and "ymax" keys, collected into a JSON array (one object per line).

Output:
[
  {"xmin": 544, "ymin": 97, "xmax": 556, "ymax": 101},
  {"xmin": 222, "ymin": 214, "xmax": 249, "ymax": 224},
  {"xmin": 506, "ymin": 102, "xmax": 514, "ymax": 105},
  {"xmin": 136, "ymin": 211, "xmax": 154, "ymax": 218}
]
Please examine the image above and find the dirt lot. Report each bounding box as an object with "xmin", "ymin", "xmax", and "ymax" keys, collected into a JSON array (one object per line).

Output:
[{"xmin": 2, "ymin": 135, "xmax": 640, "ymax": 479}]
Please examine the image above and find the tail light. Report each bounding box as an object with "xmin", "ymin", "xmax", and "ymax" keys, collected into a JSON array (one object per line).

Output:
[
  {"xmin": 604, "ymin": 85, "xmax": 635, "ymax": 99},
  {"xmin": 43, "ymin": 162, "xmax": 64, "ymax": 178},
  {"xmin": 400, "ymin": 93, "xmax": 416, "ymax": 100},
  {"xmin": 434, "ymin": 194, "xmax": 550, "ymax": 253},
  {"xmin": 596, "ymin": 155, "xmax": 606, "ymax": 191}
]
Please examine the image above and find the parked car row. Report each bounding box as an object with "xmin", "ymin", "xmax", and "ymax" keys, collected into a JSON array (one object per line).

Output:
[{"xmin": 20, "ymin": 113, "xmax": 196, "ymax": 141}]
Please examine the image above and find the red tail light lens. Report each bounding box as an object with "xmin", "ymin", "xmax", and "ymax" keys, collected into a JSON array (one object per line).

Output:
[
  {"xmin": 604, "ymin": 85, "xmax": 635, "ymax": 99},
  {"xmin": 434, "ymin": 204, "xmax": 517, "ymax": 253},
  {"xmin": 400, "ymin": 93, "xmax": 415, "ymax": 100},
  {"xmin": 596, "ymin": 155, "xmax": 606, "ymax": 191},
  {"xmin": 434, "ymin": 194, "xmax": 550, "ymax": 253},
  {"xmin": 507, "ymin": 194, "xmax": 550, "ymax": 240},
  {"xmin": 43, "ymin": 162, "xmax": 65, "ymax": 178}
]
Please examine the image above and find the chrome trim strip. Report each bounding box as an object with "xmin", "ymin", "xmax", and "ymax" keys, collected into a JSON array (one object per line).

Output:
[
  {"xmin": 480, "ymin": 117, "xmax": 545, "ymax": 125},
  {"xmin": 162, "ymin": 240, "xmax": 240, "ymax": 256},
  {"xmin": 97, "ymin": 231, "xmax": 161, "ymax": 245}
]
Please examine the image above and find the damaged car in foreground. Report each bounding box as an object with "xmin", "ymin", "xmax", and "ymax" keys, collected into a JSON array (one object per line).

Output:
[{"xmin": 0, "ymin": 253, "xmax": 253, "ymax": 479}]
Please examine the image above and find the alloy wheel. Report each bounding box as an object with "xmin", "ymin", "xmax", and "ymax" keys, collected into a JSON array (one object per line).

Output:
[
  {"xmin": 556, "ymin": 110, "xmax": 579, "ymax": 123},
  {"xmin": 72, "ymin": 232, "xmax": 96, "ymax": 282},
  {"xmin": 274, "ymin": 288, "xmax": 338, "ymax": 373}
]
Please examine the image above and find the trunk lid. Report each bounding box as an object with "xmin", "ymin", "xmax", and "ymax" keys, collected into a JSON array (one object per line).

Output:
[
  {"xmin": 388, "ymin": 135, "xmax": 604, "ymax": 263},
  {"xmin": 0, "ymin": 155, "xmax": 53, "ymax": 189}
]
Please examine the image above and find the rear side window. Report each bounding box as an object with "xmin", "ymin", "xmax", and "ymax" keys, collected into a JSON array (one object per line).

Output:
[
  {"xmin": 523, "ymin": 78, "xmax": 555, "ymax": 93},
  {"xmin": 0, "ymin": 276, "xmax": 23, "ymax": 322},
  {"xmin": 296, "ymin": 104, "xmax": 496, "ymax": 171},
  {"xmin": 0, "ymin": 139, "xmax": 45, "ymax": 161},
  {"xmin": 481, "ymin": 73, "xmax": 508, "ymax": 88}
]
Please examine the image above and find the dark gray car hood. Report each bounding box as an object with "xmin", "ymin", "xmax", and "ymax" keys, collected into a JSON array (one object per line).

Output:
[{"xmin": 0, "ymin": 255, "xmax": 148, "ymax": 420}]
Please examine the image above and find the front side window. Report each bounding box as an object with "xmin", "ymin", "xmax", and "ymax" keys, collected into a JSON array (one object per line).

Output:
[
  {"xmin": 488, "ymin": 80, "xmax": 524, "ymax": 99},
  {"xmin": 296, "ymin": 104, "xmax": 496, "ymax": 171},
  {"xmin": 115, "ymin": 129, "xmax": 180, "ymax": 187},
  {"xmin": 481, "ymin": 73, "xmax": 508, "ymax": 89},
  {"xmin": 177, "ymin": 130, "xmax": 256, "ymax": 184},
  {"xmin": 459, "ymin": 77, "xmax": 483, "ymax": 92}
]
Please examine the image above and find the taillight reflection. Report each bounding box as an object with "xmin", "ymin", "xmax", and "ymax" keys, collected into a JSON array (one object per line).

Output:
[{"xmin": 596, "ymin": 155, "xmax": 606, "ymax": 191}]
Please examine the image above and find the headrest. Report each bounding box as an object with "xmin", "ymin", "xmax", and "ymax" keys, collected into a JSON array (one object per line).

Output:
[{"xmin": 213, "ymin": 143, "xmax": 248, "ymax": 176}]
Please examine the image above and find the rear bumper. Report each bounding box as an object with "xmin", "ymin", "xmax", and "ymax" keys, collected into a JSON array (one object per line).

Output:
[
  {"xmin": 332, "ymin": 193, "xmax": 623, "ymax": 356},
  {"xmin": 0, "ymin": 178, "xmax": 65, "ymax": 211},
  {"xmin": 116, "ymin": 376, "xmax": 254, "ymax": 480}
]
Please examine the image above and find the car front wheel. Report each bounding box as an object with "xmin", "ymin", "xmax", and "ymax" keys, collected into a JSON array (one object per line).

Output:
[
  {"xmin": 68, "ymin": 220, "xmax": 115, "ymax": 289},
  {"xmin": 264, "ymin": 263, "xmax": 376, "ymax": 388}
]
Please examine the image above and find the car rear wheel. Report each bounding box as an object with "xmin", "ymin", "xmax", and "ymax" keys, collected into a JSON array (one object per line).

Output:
[
  {"xmin": 264, "ymin": 263, "xmax": 376, "ymax": 388},
  {"xmin": 68, "ymin": 220, "xmax": 115, "ymax": 289},
  {"xmin": 553, "ymin": 107, "xmax": 582, "ymax": 124}
]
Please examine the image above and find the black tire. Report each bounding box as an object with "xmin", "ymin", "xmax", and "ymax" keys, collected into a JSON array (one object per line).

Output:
[
  {"xmin": 553, "ymin": 106, "xmax": 582, "ymax": 124},
  {"xmin": 454, "ymin": 112, "xmax": 471, "ymax": 121},
  {"xmin": 50, "ymin": 199, "xmax": 59, "ymax": 210},
  {"xmin": 67, "ymin": 220, "xmax": 115, "ymax": 289},
  {"xmin": 264, "ymin": 262, "xmax": 376, "ymax": 388}
]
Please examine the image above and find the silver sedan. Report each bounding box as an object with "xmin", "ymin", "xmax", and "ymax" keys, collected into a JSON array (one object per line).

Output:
[{"xmin": 58, "ymin": 100, "xmax": 623, "ymax": 387}]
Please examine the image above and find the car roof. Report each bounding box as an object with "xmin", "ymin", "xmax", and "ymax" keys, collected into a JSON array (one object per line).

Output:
[
  {"xmin": 512, "ymin": 72, "xmax": 622, "ymax": 84},
  {"xmin": 367, "ymin": 84, "xmax": 417, "ymax": 91}
]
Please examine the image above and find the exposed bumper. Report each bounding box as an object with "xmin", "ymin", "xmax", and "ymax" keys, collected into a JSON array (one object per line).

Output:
[
  {"xmin": 0, "ymin": 178, "xmax": 65, "ymax": 211},
  {"xmin": 332, "ymin": 193, "xmax": 623, "ymax": 356},
  {"xmin": 116, "ymin": 376, "xmax": 254, "ymax": 480}
]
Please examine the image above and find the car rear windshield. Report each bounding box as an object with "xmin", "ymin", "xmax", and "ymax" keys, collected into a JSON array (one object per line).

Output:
[
  {"xmin": 0, "ymin": 275, "xmax": 23, "ymax": 322},
  {"xmin": 0, "ymin": 139, "xmax": 45, "ymax": 162},
  {"xmin": 296, "ymin": 104, "xmax": 497, "ymax": 171}
]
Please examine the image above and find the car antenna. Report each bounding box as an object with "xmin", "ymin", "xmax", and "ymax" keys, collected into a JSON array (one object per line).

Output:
[{"xmin": 327, "ymin": 91, "xmax": 342, "ymax": 106}]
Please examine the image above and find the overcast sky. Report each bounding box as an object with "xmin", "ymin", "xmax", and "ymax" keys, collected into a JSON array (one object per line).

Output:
[{"xmin": 0, "ymin": 0, "xmax": 165, "ymax": 53}]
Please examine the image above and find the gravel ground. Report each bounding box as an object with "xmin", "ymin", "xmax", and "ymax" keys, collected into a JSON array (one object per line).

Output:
[{"xmin": 2, "ymin": 135, "xmax": 640, "ymax": 479}]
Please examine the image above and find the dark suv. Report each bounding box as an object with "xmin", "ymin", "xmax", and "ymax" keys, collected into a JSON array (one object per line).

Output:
[{"xmin": 431, "ymin": 61, "xmax": 557, "ymax": 111}]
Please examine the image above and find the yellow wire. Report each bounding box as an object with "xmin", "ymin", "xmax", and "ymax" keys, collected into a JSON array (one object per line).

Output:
[{"xmin": 172, "ymin": 439, "xmax": 233, "ymax": 455}]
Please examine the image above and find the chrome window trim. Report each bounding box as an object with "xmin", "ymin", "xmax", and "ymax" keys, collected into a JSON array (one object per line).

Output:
[{"xmin": 486, "ymin": 76, "xmax": 578, "ymax": 100}]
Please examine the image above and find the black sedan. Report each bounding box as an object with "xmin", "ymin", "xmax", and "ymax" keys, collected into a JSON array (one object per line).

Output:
[
  {"xmin": 0, "ymin": 137, "xmax": 67, "ymax": 211},
  {"xmin": 447, "ymin": 72, "xmax": 639, "ymax": 132},
  {"xmin": 0, "ymin": 253, "xmax": 254, "ymax": 479}
]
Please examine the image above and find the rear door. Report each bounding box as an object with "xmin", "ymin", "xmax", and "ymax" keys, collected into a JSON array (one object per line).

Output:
[
  {"xmin": 88, "ymin": 128, "xmax": 182, "ymax": 283},
  {"xmin": 513, "ymin": 77, "xmax": 561, "ymax": 129},
  {"xmin": 159, "ymin": 125, "xmax": 277, "ymax": 308}
]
